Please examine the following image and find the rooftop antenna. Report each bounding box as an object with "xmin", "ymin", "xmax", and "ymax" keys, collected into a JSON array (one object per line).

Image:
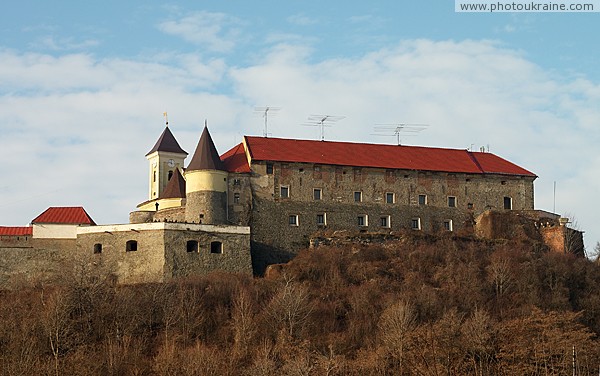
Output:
[
  {"xmin": 373, "ymin": 123, "xmax": 428, "ymax": 145},
  {"xmin": 254, "ymin": 106, "xmax": 281, "ymax": 137},
  {"xmin": 303, "ymin": 114, "xmax": 345, "ymax": 141},
  {"xmin": 163, "ymin": 111, "xmax": 169, "ymax": 126}
]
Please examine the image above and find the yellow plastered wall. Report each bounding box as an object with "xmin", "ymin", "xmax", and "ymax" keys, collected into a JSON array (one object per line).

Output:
[{"xmin": 185, "ymin": 170, "xmax": 228, "ymax": 193}]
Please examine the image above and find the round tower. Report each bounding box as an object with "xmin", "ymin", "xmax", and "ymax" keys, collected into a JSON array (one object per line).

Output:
[{"xmin": 185, "ymin": 126, "xmax": 228, "ymax": 224}]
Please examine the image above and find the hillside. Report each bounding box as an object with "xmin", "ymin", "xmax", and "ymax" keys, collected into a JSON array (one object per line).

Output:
[{"xmin": 1, "ymin": 234, "xmax": 600, "ymax": 375}]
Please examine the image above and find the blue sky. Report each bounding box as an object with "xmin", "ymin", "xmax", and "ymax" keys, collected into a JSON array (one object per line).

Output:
[{"xmin": 1, "ymin": 1, "xmax": 599, "ymax": 250}]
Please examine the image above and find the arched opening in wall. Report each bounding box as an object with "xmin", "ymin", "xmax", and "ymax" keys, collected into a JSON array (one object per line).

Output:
[
  {"xmin": 210, "ymin": 241, "xmax": 223, "ymax": 254},
  {"xmin": 187, "ymin": 240, "xmax": 199, "ymax": 253},
  {"xmin": 93, "ymin": 243, "xmax": 102, "ymax": 254},
  {"xmin": 126, "ymin": 240, "xmax": 138, "ymax": 252},
  {"xmin": 168, "ymin": 170, "xmax": 173, "ymax": 180}
]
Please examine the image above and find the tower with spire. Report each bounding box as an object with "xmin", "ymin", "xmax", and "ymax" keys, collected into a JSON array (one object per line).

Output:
[
  {"xmin": 145, "ymin": 126, "xmax": 188, "ymax": 201},
  {"xmin": 184, "ymin": 126, "xmax": 228, "ymax": 224}
]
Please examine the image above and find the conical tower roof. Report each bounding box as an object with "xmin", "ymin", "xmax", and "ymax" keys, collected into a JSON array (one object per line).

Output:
[
  {"xmin": 146, "ymin": 126, "xmax": 188, "ymax": 156},
  {"xmin": 187, "ymin": 126, "xmax": 226, "ymax": 171},
  {"xmin": 160, "ymin": 168, "xmax": 186, "ymax": 199}
]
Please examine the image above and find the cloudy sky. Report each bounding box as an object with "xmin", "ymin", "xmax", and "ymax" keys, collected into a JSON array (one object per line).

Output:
[{"xmin": 1, "ymin": 1, "xmax": 599, "ymax": 250}]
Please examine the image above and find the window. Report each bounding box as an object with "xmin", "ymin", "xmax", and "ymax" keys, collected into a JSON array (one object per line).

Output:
[
  {"xmin": 354, "ymin": 191, "xmax": 362, "ymax": 202},
  {"xmin": 418, "ymin": 194, "xmax": 427, "ymax": 206},
  {"xmin": 233, "ymin": 193, "xmax": 240, "ymax": 204},
  {"xmin": 411, "ymin": 218, "xmax": 421, "ymax": 230},
  {"xmin": 289, "ymin": 215, "xmax": 298, "ymax": 226},
  {"xmin": 467, "ymin": 203, "xmax": 474, "ymax": 210},
  {"xmin": 280, "ymin": 185, "xmax": 289, "ymax": 198},
  {"xmin": 153, "ymin": 170, "xmax": 156, "ymax": 182},
  {"xmin": 316, "ymin": 213, "xmax": 326, "ymax": 226},
  {"xmin": 357, "ymin": 214, "xmax": 368, "ymax": 227},
  {"xmin": 504, "ymin": 196, "xmax": 512, "ymax": 210},
  {"xmin": 444, "ymin": 220, "xmax": 453, "ymax": 231},
  {"xmin": 380, "ymin": 216, "xmax": 391, "ymax": 228},
  {"xmin": 168, "ymin": 170, "xmax": 173, "ymax": 181},
  {"xmin": 126, "ymin": 240, "xmax": 138, "ymax": 252},
  {"xmin": 266, "ymin": 163, "xmax": 274, "ymax": 174},
  {"xmin": 386, "ymin": 192, "xmax": 395, "ymax": 204},
  {"xmin": 210, "ymin": 241, "xmax": 223, "ymax": 254},
  {"xmin": 186, "ymin": 240, "xmax": 199, "ymax": 253},
  {"xmin": 313, "ymin": 166, "xmax": 322, "ymax": 179},
  {"xmin": 313, "ymin": 188, "xmax": 322, "ymax": 200},
  {"xmin": 448, "ymin": 196, "xmax": 456, "ymax": 208},
  {"xmin": 501, "ymin": 180, "xmax": 507, "ymax": 185},
  {"xmin": 93, "ymin": 243, "xmax": 102, "ymax": 254},
  {"xmin": 233, "ymin": 178, "xmax": 241, "ymax": 186}
]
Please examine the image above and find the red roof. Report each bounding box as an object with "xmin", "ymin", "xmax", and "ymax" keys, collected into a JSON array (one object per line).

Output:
[
  {"xmin": 243, "ymin": 136, "xmax": 536, "ymax": 177},
  {"xmin": 0, "ymin": 226, "xmax": 33, "ymax": 236},
  {"xmin": 221, "ymin": 143, "xmax": 251, "ymax": 173},
  {"xmin": 31, "ymin": 207, "xmax": 96, "ymax": 225}
]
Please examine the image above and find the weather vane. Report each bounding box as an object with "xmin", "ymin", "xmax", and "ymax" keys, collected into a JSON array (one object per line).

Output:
[{"xmin": 163, "ymin": 111, "xmax": 169, "ymax": 126}]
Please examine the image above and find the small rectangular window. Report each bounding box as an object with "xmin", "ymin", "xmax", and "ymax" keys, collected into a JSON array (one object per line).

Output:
[
  {"xmin": 357, "ymin": 214, "xmax": 368, "ymax": 227},
  {"xmin": 280, "ymin": 186, "xmax": 289, "ymax": 198},
  {"xmin": 126, "ymin": 240, "xmax": 138, "ymax": 252},
  {"xmin": 316, "ymin": 213, "xmax": 326, "ymax": 226},
  {"xmin": 467, "ymin": 203, "xmax": 474, "ymax": 210},
  {"xmin": 386, "ymin": 192, "xmax": 395, "ymax": 204},
  {"xmin": 289, "ymin": 215, "xmax": 298, "ymax": 226},
  {"xmin": 444, "ymin": 220, "xmax": 453, "ymax": 231},
  {"xmin": 233, "ymin": 178, "xmax": 241, "ymax": 186},
  {"xmin": 448, "ymin": 196, "xmax": 456, "ymax": 208},
  {"xmin": 354, "ymin": 191, "xmax": 362, "ymax": 202},
  {"xmin": 313, "ymin": 188, "xmax": 322, "ymax": 200},
  {"xmin": 210, "ymin": 241, "xmax": 223, "ymax": 254},
  {"xmin": 233, "ymin": 193, "xmax": 240, "ymax": 204},
  {"xmin": 186, "ymin": 240, "xmax": 199, "ymax": 253},
  {"xmin": 266, "ymin": 163, "xmax": 274, "ymax": 175},
  {"xmin": 380, "ymin": 216, "xmax": 391, "ymax": 228},
  {"xmin": 418, "ymin": 194, "xmax": 427, "ymax": 206},
  {"xmin": 411, "ymin": 218, "xmax": 421, "ymax": 230},
  {"xmin": 504, "ymin": 196, "xmax": 512, "ymax": 210},
  {"xmin": 93, "ymin": 243, "xmax": 102, "ymax": 254}
]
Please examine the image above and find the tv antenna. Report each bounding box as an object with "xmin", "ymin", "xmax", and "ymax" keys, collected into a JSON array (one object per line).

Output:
[
  {"xmin": 303, "ymin": 114, "xmax": 345, "ymax": 141},
  {"xmin": 254, "ymin": 106, "xmax": 281, "ymax": 137},
  {"xmin": 373, "ymin": 123, "xmax": 428, "ymax": 145}
]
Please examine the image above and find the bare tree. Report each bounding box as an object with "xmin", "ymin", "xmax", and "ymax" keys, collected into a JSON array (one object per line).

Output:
[{"xmin": 378, "ymin": 300, "xmax": 417, "ymax": 373}]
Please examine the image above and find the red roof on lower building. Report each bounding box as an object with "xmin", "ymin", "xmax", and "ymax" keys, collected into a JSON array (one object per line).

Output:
[
  {"xmin": 221, "ymin": 142, "xmax": 251, "ymax": 173},
  {"xmin": 0, "ymin": 227, "xmax": 33, "ymax": 236},
  {"xmin": 242, "ymin": 136, "xmax": 536, "ymax": 177},
  {"xmin": 31, "ymin": 207, "xmax": 96, "ymax": 225}
]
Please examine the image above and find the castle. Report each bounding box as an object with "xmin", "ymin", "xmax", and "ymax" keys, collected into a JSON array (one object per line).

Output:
[{"xmin": 0, "ymin": 123, "xmax": 583, "ymax": 287}]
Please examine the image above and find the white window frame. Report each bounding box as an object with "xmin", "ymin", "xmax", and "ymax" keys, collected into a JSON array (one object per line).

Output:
[
  {"xmin": 418, "ymin": 194, "xmax": 427, "ymax": 206},
  {"xmin": 289, "ymin": 215, "xmax": 299, "ymax": 226},
  {"xmin": 316, "ymin": 213, "xmax": 327, "ymax": 226},
  {"xmin": 313, "ymin": 188, "xmax": 322, "ymax": 201},
  {"xmin": 354, "ymin": 191, "xmax": 362, "ymax": 202},
  {"xmin": 357, "ymin": 214, "xmax": 369, "ymax": 227},
  {"xmin": 503, "ymin": 196, "xmax": 513, "ymax": 210},
  {"xmin": 386, "ymin": 192, "xmax": 395, "ymax": 204},
  {"xmin": 448, "ymin": 196, "xmax": 457, "ymax": 208},
  {"xmin": 444, "ymin": 220, "xmax": 453, "ymax": 232},
  {"xmin": 380, "ymin": 215, "xmax": 391, "ymax": 228},
  {"xmin": 280, "ymin": 185, "xmax": 289, "ymax": 199},
  {"xmin": 411, "ymin": 218, "xmax": 421, "ymax": 230}
]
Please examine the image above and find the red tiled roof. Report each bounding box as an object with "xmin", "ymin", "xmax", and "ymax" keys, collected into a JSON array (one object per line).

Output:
[
  {"xmin": 243, "ymin": 136, "xmax": 536, "ymax": 177},
  {"xmin": 0, "ymin": 226, "xmax": 32, "ymax": 236},
  {"xmin": 221, "ymin": 143, "xmax": 251, "ymax": 173},
  {"xmin": 31, "ymin": 207, "xmax": 96, "ymax": 225}
]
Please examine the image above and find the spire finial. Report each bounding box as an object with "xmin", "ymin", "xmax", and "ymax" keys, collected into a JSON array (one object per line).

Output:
[
  {"xmin": 204, "ymin": 119, "xmax": 207, "ymax": 128},
  {"xmin": 163, "ymin": 111, "xmax": 169, "ymax": 126}
]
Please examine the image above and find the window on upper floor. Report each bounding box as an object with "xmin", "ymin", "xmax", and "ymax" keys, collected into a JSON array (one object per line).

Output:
[
  {"xmin": 504, "ymin": 196, "xmax": 513, "ymax": 210},
  {"xmin": 418, "ymin": 194, "xmax": 427, "ymax": 206},
  {"xmin": 266, "ymin": 163, "xmax": 274, "ymax": 175},
  {"xmin": 289, "ymin": 215, "xmax": 299, "ymax": 226},
  {"xmin": 354, "ymin": 191, "xmax": 362, "ymax": 202},
  {"xmin": 386, "ymin": 192, "xmax": 395, "ymax": 204},
  {"xmin": 168, "ymin": 170, "xmax": 173, "ymax": 181},
  {"xmin": 93, "ymin": 243, "xmax": 102, "ymax": 254},
  {"xmin": 313, "ymin": 188, "xmax": 322, "ymax": 200},
  {"xmin": 380, "ymin": 216, "xmax": 391, "ymax": 228},
  {"xmin": 448, "ymin": 196, "xmax": 457, "ymax": 208},
  {"xmin": 126, "ymin": 240, "xmax": 138, "ymax": 252},
  {"xmin": 444, "ymin": 220, "xmax": 453, "ymax": 232},
  {"xmin": 316, "ymin": 213, "xmax": 327, "ymax": 226},
  {"xmin": 233, "ymin": 193, "xmax": 240, "ymax": 204},
  {"xmin": 186, "ymin": 240, "xmax": 199, "ymax": 253},
  {"xmin": 280, "ymin": 185, "xmax": 289, "ymax": 199}
]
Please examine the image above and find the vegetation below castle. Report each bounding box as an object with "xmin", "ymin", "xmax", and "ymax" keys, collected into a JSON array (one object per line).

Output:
[{"xmin": 2, "ymin": 234, "xmax": 600, "ymax": 375}]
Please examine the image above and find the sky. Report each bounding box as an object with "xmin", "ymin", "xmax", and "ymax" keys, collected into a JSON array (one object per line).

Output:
[{"xmin": 1, "ymin": 1, "xmax": 599, "ymax": 251}]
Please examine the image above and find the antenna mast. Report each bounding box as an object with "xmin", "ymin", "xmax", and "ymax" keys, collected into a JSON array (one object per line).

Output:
[
  {"xmin": 373, "ymin": 123, "xmax": 428, "ymax": 145},
  {"xmin": 304, "ymin": 114, "xmax": 345, "ymax": 141},
  {"xmin": 254, "ymin": 106, "xmax": 281, "ymax": 137}
]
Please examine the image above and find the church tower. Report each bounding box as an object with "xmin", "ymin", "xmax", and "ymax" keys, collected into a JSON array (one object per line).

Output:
[
  {"xmin": 185, "ymin": 126, "xmax": 228, "ymax": 224},
  {"xmin": 146, "ymin": 126, "xmax": 188, "ymax": 201}
]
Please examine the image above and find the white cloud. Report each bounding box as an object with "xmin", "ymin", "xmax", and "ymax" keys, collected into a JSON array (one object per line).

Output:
[
  {"xmin": 1, "ymin": 39, "xmax": 599, "ymax": 249},
  {"xmin": 287, "ymin": 13, "xmax": 318, "ymax": 26},
  {"xmin": 157, "ymin": 11, "xmax": 241, "ymax": 53}
]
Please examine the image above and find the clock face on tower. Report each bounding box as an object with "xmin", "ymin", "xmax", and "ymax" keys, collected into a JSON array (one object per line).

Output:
[{"xmin": 167, "ymin": 159, "xmax": 175, "ymax": 167}]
